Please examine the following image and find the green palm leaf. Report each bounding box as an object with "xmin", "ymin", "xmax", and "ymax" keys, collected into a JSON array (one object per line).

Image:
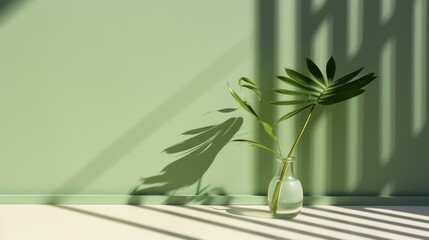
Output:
[
  {"xmin": 306, "ymin": 58, "xmax": 326, "ymax": 86},
  {"xmin": 326, "ymin": 56, "xmax": 336, "ymax": 83},
  {"xmin": 262, "ymin": 121, "xmax": 276, "ymax": 139},
  {"xmin": 231, "ymin": 139, "xmax": 279, "ymax": 155},
  {"xmin": 277, "ymin": 76, "xmax": 322, "ymax": 93},
  {"xmin": 286, "ymin": 68, "xmax": 325, "ymax": 89},
  {"xmin": 274, "ymin": 57, "xmax": 376, "ymax": 109},
  {"xmin": 273, "ymin": 88, "xmax": 318, "ymax": 99},
  {"xmin": 271, "ymin": 100, "xmax": 314, "ymax": 105},
  {"xmin": 331, "ymin": 67, "xmax": 364, "ymax": 87},
  {"xmin": 239, "ymin": 77, "xmax": 261, "ymax": 101},
  {"xmin": 319, "ymin": 89, "xmax": 365, "ymax": 105},
  {"xmin": 228, "ymin": 83, "xmax": 259, "ymax": 119},
  {"xmin": 228, "ymin": 80, "xmax": 278, "ymax": 140},
  {"xmin": 271, "ymin": 57, "xmax": 377, "ymax": 106},
  {"xmin": 326, "ymin": 73, "xmax": 376, "ymax": 94},
  {"xmin": 275, "ymin": 104, "xmax": 314, "ymax": 126}
]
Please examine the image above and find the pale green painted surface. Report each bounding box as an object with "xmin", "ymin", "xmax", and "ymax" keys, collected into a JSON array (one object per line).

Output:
[
  {"xmin": 0, "ymin": 0, "xmax": 257, "ymax": 197},
  {"xmin": 290, "ymin": 0, "xmax": 429, "ymax": 197},
  {"xmin": 0, "ymin": 0, "xmax": 428, "ymax": 203}
]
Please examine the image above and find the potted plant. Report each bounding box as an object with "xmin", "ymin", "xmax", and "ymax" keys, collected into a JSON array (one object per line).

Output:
[{"xmin": 228, "ymin": 57, "xmax": 376, "ymax": 218}]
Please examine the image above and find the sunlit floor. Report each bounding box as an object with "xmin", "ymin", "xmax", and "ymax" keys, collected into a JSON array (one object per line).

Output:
[{"xmin": 0, "ymin": 205, "xmax": 428, "ymax": 240}]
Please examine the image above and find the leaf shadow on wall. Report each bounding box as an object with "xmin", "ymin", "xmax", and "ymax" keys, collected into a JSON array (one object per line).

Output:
[
  {"xmin": 128, "ymin": 112, "xmax": 242, "ymax": 204},
  {"xmin": 45, "ymin": 38, "xmax": 251, "ymax": 203},
  {"xmin": 0, "ymin": 0, "xmax": 26, "ymax": 21}
]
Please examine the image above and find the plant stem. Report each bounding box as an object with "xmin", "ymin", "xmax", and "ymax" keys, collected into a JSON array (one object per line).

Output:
[
  {"xmin": 274, "ymin": 137, "xmax": 283, "ymax": 158},
  {"xmin": 286, "ymin": 104, "xmax": 316, "ymax": 158},
  {"xmin": 269, "ymin": 104, "xmax": 316, "ymax": 215}
]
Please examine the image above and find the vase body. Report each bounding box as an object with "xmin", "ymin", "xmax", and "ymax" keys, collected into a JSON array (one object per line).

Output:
[{"xmin": 267, "ymin": 157, "xmax": 303, "ymax": 219}]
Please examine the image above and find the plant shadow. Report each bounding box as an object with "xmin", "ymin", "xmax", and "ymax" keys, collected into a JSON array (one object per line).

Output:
[
  {"xmin": 128, "ymin": 112, "xmax": 243, "ymax": 203},
  {"xmin": 160, "ymin": 187, "xmax": 232, "ymax": 205}
]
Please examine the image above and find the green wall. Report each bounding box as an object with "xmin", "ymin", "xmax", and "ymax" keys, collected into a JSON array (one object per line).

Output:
[
  {"xmin": 0, "ymin": 0, "xmax": 428, "ymax": 204},
  {"xmin": 289, "ymin": 0, "xmax": 429, "ymax": 197}
]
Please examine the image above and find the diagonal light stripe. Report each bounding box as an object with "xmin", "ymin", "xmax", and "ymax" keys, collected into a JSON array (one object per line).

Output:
[
  {"xmin": 201, "ymin": 209, "xmax": 331, "ymax": 240},
  {"xmin": 298, "ymin": 212, "xmax": 394, "ymax": 240},
  {"xmin": 188, "ymin": 205, "xmax": 366, "ymax": 240},
  {"xmin": 311, "ymin": 0, "xmax": 327, "ymax": 13},
  {"xmin": 379, "ymin": 38, "xmax": 396, "ymax": 166},
  {"xmin": 312, "ymin": 206, "xmax": 429, "ymax": 238},
  {"xmin": 366, "ymin": 207, "xmax": 429, "ymax": 221},
  {"xmin": 347, "ymin": 0, "xmax": 363, "ymax": 58},
  {"xmin": 345, "ymin": 97, "xmax": 363, "ymax": 192},
  {"xmin": 412, "ymin": 0, "xmax": 427, "ymax": 137},
  {"xmin": 380, "ymin": 0, "xmax": 396, "ymax": 25}
]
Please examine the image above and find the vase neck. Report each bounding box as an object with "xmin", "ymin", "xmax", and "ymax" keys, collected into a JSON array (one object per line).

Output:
[{"xmin": 277, "ymin": 157, "xmax": 296, "ymax": 179}]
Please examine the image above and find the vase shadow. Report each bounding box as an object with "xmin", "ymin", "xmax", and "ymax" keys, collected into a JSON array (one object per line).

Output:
[{"xmin": 225, "ymin": 206, "xmax": 274, "ymax": 219}]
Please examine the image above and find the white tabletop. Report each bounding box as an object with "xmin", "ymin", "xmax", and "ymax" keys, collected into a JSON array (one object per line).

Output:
[{"xmin": 1, "ymin": 205, "xmax": 428, "ymax": 240}]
